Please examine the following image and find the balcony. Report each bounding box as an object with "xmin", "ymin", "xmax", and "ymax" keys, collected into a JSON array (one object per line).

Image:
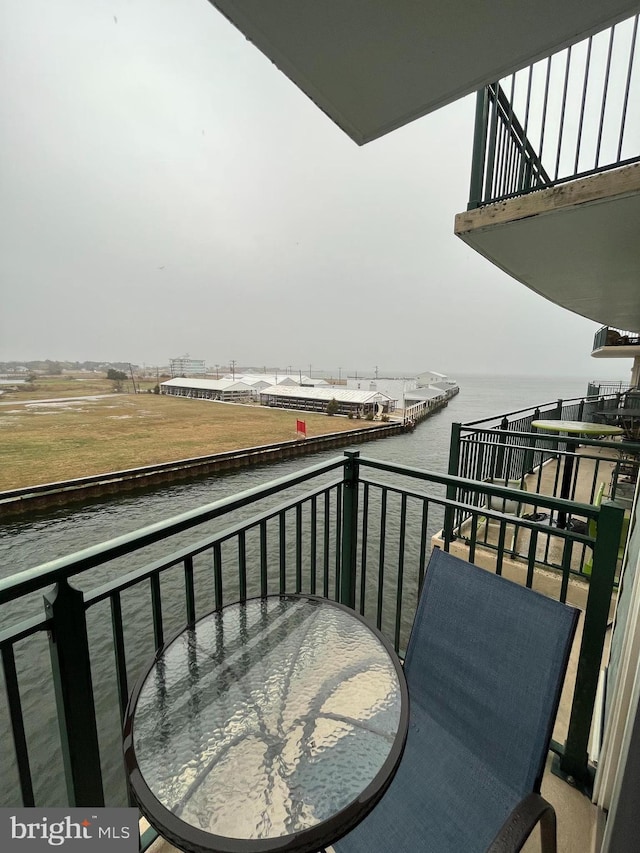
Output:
[
  {"xmin": 2, "ymin": 388, "xmax": 638, "ymax": 851},
  {"xmin": 591, "ymin": 326, "xmax": 640, "ymax": 358},
  {"xmin": 454, "ymin": 15, "xmax": 640, "ymax": 332},
  {"xmin": 206, "ymin": 1, "xmax": 639, "ymax": 145}
]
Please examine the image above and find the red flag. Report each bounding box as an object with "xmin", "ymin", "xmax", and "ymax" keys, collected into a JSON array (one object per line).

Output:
[{"xmin": 296, "ymin": 419, "xmax": 306, "ymax": 437}]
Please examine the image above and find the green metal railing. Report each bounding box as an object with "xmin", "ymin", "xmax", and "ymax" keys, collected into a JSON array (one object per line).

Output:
[
  {"xmin": 458, "ymin": 393, "xmax": 622, "ymax": 480},
  {"xmin": 592, "ymin": 325, "xmax": 640, "ymax": 352},
  {"xmin": 469, "ymin": 14, "xmax": 640, "ymax": 209},
  {"xmin": 447, "ymin": 392, "xmax": 639, "ymax": 574},
  {"xmin": 452, "ymin": 392, "xmax": 629, "ymax": 490},
  {"xmin": 0, "ymin": 452, "xmax": 625, "ymax": 838},
  {"xmin": 587, "ymin": 379, "xmax": 636, "ymax": 398},
  {"xmin": 449, "ymin": 423, "xmax": 638, "ymax": 574}
]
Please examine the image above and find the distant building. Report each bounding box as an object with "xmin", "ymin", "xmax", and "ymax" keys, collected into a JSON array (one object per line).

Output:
[
  {"xmin": 160, "ymin": 377, "xmax": 253, "ymax": 402},
  {"xmin": 259, "ymin": 384, "xmax": 396, "ymax": 416},
  {"xmin": 224, "ymin": 373, "xmax": 327, "ymax": 388},
  {"xmin": 223, "ymin": 373, "xmax": 299, "ymax": 391},
  {"xmin": 415, "ymin": 370, "xmax": 459, "ymax": 399},
  {"xmin": 403, "ymin": 387, "xmax": 446, "ymax": 404},
  {"xmin": 169, "ymin": 356, "xmax": 206, "ymax": 377}
]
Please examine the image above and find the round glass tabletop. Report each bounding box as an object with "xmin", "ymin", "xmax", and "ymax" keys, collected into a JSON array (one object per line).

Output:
[
  {"xmin": 531, "ymin": 419, "xmax": 624, "ymax": 436},
  {"xmin": 124, "ymin": 595, "xmax": 408, "ymax": 853}
]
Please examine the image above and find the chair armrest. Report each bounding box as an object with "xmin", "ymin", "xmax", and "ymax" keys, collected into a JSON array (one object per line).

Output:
[{"xmin": 487, "ymin": 792, "xmax": 557, "ymax": 853}]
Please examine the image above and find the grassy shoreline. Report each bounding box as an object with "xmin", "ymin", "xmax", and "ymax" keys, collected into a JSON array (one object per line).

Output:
[{"xmin": 0, "ymin": 376, "xmax": 377, "ymax": 490}]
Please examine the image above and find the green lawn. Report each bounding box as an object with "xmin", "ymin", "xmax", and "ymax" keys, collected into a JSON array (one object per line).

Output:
[{"xmin": 0, "ymin": 385, "xmax": 374, "ymax": 489}]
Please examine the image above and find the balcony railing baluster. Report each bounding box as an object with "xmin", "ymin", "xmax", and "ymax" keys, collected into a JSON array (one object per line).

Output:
[
  {"xmin": 44, "ymin": 579, "xmax": 104, "ymax": 807},
  {"xmin": 110, "ymin": 592, "xmax": 129, "ymax": 721},
  {"xmin": 259, "ymin": 519, "xmax": 268, "ymax": 597},
  {"xmin": 468, "ymin": 14, "xmax": 640, "ymax": 208},
  {"xmin": 2, "ymin": 644, "xmax": 35, "ymax": 807},
  {"xmin": 184, "ymin": 556, "xmax": 196, "ymax": 625},
  {"xmin": 394, "ymin": 494, "xmax": 408, "ymax": 652},
  {"xmin": 213, "ymin": 541, "xmax": 223, "ymax": 611},
  {"xmin": 150, "ymin": 573, "xmax": 163, "ymax": 650}
]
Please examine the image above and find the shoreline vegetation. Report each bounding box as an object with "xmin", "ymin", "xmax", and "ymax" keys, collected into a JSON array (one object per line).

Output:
[{"xmin": 0, "ymin": 373, "xmax": 381, "ymax": 491}]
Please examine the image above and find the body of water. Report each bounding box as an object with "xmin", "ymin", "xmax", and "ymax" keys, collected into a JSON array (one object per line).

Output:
[
  {"xmin": 0, "ymin": 373, "xmax": 598, "ymax": 807},
  {"xmin": 0, "ymin": 374, "xmax": 595, "ymax": 577}
]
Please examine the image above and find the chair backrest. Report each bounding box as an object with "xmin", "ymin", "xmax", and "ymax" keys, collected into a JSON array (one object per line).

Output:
[{"xmin": 404, "ymin": 549, "xmax": 578, "ymax": 797}]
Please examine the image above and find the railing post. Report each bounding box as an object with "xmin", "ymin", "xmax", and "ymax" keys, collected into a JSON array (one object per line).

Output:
[
  {"xmin": 444, "ymin": 423, "xmax": 462, "ymax": 543},
  {"xmin": 44, "ymin": 578, "xmax": 105, "ymax": 806},
  {"xmin": 524, "ymin": 415, "xmax": 539, "ymax": 475},
  {"xmin": 340, "ymin": 451, "xmax": 360, "ymax": 609},
  {"xmin": 495, "ymin": 417, "xmax": 509, "ymax": 480},
  {"xmin": 558, "ymin": 500, "xmax": 625, "ymax": 790},
  {"xmin": 468, "ymin": 88, "xmax": 490, "ymax": 210}
]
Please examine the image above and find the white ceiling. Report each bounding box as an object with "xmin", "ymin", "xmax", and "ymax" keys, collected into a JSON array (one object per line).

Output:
[{"xmin": 209, "ymin": 1, "xmax": 640, "ymax": 144}]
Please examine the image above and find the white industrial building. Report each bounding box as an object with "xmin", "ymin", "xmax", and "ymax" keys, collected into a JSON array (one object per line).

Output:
[
  {"xmin": 160, "ymin": 377, "xmax": 253, "ymax": 402},
  {"xmin": 224, "ymin": 373, "xmax": 328, "ymax": 389},
  {"xmin": 259, "ymin": 384, "xmax": 395, "ymax": 417}
]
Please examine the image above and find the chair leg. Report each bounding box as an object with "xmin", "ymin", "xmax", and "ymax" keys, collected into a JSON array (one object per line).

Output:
[{"xmin": 539, "ymin": 803, "xmax": 557, "ymax": 853}]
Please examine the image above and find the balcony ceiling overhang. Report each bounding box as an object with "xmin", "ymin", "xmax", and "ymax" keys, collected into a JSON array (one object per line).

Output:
[
  {"xmin": 454, "ymin": 164, "xmax": 640, "ymax": 332},
  {"xmin": 592, "ymin": 345, "xmax": 640, "ymax": 359},
  {"xmin": 208, "ymin": 0, "xmax": 639, "ymax": 144}
]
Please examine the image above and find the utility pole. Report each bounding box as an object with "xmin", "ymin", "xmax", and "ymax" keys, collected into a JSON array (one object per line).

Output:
[
  {"xmin": 230, "ymin": 360, "xmax": 236, "ymax": 380},
  {"xmin": 338, "ymin": 366, "xmax": 342, "ymax": 382},
  {"xmin": 129, "ymin": 363, "xmax": 138, "ymax": 394},
  {"xmin": 375, "ymin": 365, "xmax": 379, "ymax": 380},
  {"xmin": 215, "ymin": 364, "xmax": 220, "ymax": 379}
]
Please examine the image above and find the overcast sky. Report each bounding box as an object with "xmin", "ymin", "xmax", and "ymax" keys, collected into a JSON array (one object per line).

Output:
[{"xmin": 0, "ymin": 0, "xmax": 630, "ymax": 381}]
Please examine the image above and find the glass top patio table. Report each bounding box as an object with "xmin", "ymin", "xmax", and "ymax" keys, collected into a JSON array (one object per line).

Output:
[
  {"xmin": 123, "ymin": 594, "xmax": 409, "ymax": 853},
  {"xmin": 531, "ymin": 420, "xmax": 624, "ymax": 527},
  {"xmin": 530, "ymin": 419, "xmax": 624, "ymax": 437}
]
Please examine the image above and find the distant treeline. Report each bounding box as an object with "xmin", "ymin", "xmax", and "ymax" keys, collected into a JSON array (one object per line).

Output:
[{"xmin": 0, "ymin": 359, "xmax": 138, "ymax": 374}]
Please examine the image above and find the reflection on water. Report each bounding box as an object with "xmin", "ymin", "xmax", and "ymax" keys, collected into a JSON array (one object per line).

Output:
[{"xmin": 0, "ymin": 374, "xmax": 593, "ymax": 806}]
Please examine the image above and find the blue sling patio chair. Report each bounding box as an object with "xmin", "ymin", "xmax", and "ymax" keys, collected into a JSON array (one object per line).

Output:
[{"xmin": 332, "ymin": 548, "xmax": 578, "ymax": 853}]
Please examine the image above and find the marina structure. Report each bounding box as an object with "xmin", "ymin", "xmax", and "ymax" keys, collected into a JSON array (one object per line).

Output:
[
  {"xmin": 224, "ymin": 373, "xmax": 328, "ymax": 388},
  {"xmin": 160, "ymin": 377, "xmax": 254, "ymax": 402},
  {"xmin": 259, "ymin": 383, "xmax": 396, "ymax": 417},
  {"xmin": 346, "ymin": 370, "xmax": 459, "ymax": 422},
  {"xmin": 402, "ymin": 386, "xmax": 448, "ymax": 422},
  {"xmin": 416, "ymin": 371, "xmax": 459, "ymax": 399}
]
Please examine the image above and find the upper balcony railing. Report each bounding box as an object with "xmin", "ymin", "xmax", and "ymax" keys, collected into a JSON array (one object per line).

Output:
[
  {"xmin": 0, "ymin": 449, "xmax": 627, "ymax": 844},
  {"xmin": 587, "ymin": 380, "xmax": 636, "ymax": 397},
  {"xmin": 592, "ymin": 325, "xmax": 640, "ymax": 351},
  {"xmin": 468, "ymin": 14, "xmax": 640, "ymax": 209}
]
